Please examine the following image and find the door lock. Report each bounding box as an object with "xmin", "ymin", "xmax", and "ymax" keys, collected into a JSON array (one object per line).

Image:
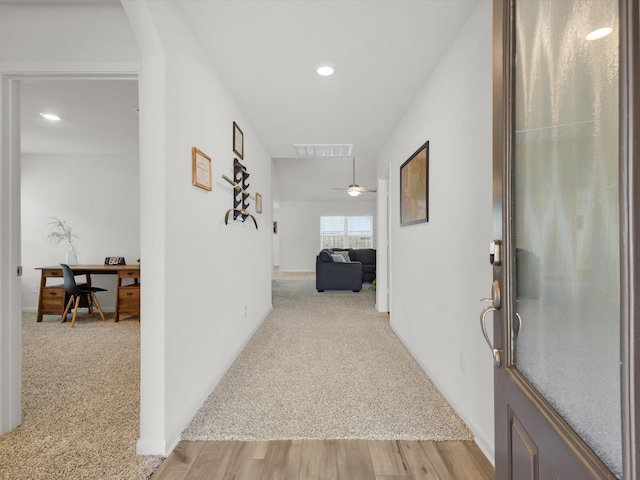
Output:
[{"xmin": 489, "ymin": 240, "xmax": 502, "ymax": 266}]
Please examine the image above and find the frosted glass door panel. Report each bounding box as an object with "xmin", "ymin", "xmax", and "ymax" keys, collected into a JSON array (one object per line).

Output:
[{"xmin": 513, "ymin": 0, "xmax": 620, "ymax": 476}]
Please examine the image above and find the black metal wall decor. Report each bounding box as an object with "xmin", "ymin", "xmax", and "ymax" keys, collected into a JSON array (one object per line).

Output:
[
  {"xmin": 221, "ymin": 161, "xmax": 258, "ymax": 229},
  {"xmin": 233, "ymin": 158, "xmax": 249, "ymax": 221},
  {"xmin": 221, "ymin": 121, "xmax": 258, "ymax": 229}
]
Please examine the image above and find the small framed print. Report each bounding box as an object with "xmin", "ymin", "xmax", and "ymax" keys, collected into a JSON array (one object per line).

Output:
[
  {"xmin": 192, "ymin": 147, "xmax": 212, "ymax": 191},
  {"xmin": 255, "ymin": 192, "xmax": 262, "ymax": 214},
  {"xmin": 233, "ymin": 121, "xmax": 244, "ymax": 160}
]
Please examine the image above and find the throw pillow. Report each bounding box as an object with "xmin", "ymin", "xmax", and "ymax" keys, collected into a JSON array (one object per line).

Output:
[
  {"xmin": 337, "ymin": 251, "xmax": 351, "ymax": 262},
  {"xmin": 331, "ymin": 254, "xmax": 346, "ymax": 263}
]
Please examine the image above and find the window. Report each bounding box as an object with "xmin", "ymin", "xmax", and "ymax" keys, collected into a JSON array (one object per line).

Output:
[{"xmin": 320, "ymin": 216, "xmax": 373, "ymax": 249}]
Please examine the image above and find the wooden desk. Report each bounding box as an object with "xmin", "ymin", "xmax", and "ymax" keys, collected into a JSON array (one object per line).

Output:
[{"xmin": 35, "ymin": 264, "xmax": 141, "ymax": 322}]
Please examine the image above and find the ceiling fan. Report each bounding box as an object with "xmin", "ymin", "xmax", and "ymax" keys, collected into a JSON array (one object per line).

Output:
[{"xmin": 332, "ymin": 158, "xmax": 377, "ymax": 197}]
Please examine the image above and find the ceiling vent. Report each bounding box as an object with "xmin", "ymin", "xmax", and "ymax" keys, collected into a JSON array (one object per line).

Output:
[{"xmin": 294, "ymin": 144, "xmax": 353, "ymax": 157}]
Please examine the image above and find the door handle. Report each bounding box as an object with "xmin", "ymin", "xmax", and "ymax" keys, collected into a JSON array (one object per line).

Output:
[
  {"xmin": 480, "ymin": 306, "xmax": 501, "ymax": 367},
  {"xmin": 514, "ymin": 312, "xmax": 522, "ymax": 338},
  {"xmin": 480, "ymin": 280, "xmax": 502, "ymax": 367}
]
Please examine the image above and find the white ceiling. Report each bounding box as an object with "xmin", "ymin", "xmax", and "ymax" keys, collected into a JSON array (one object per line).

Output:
[
  {"xmin": 20, "ymin": 79, "xmax": 139, "ymax": 155},
  {"xmin": 16, "ymin": 0, "xmax": 479, "ymax": 201},
  {"xmin": 177, "ymin": 0, "xmax": 478, "ymax": 201}
]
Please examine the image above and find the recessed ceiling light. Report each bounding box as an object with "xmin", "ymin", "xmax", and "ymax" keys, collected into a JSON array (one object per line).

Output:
[
  {"xmin": 316, "ymin": 66, "xmax": 335, "ymax": 76},
  {"xmin": 586, "ymin": 27, "xmax": 613, "ymax": 41},
  {"xmin": 40, "ymin": 113, "xmax": 60, "ymax": 121}
]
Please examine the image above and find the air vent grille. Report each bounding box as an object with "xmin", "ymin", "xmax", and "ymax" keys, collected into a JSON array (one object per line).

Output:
[{"xmin": 294, "ymin": 144, "xmax": 353, "ymax": 157}]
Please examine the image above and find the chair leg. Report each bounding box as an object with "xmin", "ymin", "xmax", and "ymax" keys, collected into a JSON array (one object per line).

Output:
[
  {"xmin": 92, "ymin": 293, "xmax": 106, "ymax": 322},
  {"xmin": 70, "ymin": 296, "xmax": 81, "ymax": 328},
  {"xmin": 61, "ymin": 296, "xmax": 74, "ymax": 323}
]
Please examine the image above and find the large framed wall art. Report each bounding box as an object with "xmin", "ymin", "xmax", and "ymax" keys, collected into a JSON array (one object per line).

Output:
[{"xmin": 400, "ymin": 141, "xmax": 429, "ymax": 226}]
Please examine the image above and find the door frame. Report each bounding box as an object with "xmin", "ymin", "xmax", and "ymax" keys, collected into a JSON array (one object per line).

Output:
[
  {"xmin": 0, "ymin": 73, "xmax": 22, "ymax": 434},
  {"xmin": 0, "ymin": 64, "xmax": 139, "ymax": 435},
  {"xmin": 619, "ymin": 0, "xmax": 640, "ymax": 476},
  {"xmin": 492, "ymin": 0, "xmax": 639, "ymax": 477},
  {"xmin": 376, "ymin": 175, "xmax": 389, "ymax": 313}
]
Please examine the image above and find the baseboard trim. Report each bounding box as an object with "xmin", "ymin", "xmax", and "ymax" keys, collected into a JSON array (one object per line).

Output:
[
  {"xmin": 474, "ymin": 432, "xmax": 495, "ymax": 467},
  {"xmin": 136, "ymin": 437, "xmax": 177, "ymax": 457},
  {"xmin": 276, "ymin": 269, "xmax": 314, "ymax": 273},
  {"xmin": 198, "ymin": 305, "xmax": 272, "ymax": 404},
  {"xmin": 390, "ymin": 323, "xmax": 495, "ymax": 466},
  {"xmin": 159, "ymin": 305, "xmax": 274, "ymax": 458}
]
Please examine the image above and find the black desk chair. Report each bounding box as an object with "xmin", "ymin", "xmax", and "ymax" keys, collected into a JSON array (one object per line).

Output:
[{"xmin": 60, "ymin": 264, "xmax": 107, "ymax": 328}]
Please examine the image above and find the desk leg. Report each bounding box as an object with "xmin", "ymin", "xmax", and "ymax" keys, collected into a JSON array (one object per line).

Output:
[
  {"xmin": 36, "ymin": 271, "xmax": 47, "ymax": 322},
  {"xmin": 114, "ymin": 276, "xmax": 121, "ymax": 322}
]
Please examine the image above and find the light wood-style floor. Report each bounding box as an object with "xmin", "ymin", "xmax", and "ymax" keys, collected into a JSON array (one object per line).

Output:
[{"xmin": 151, "ymin": 439, "xmax": 494, "ymax": 480}]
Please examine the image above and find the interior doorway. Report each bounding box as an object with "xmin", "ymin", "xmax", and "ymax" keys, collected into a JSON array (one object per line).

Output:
[
  {"xmin": 20, "ymin": 77, "xmax": 140, "ymax": 313},
  {"xmin": 0, "ymin": 72, "xmax": 140, "ymax": 436}
]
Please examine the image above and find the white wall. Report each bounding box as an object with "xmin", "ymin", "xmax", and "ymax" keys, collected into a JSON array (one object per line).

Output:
[
  {"xmin": 0, "ymin": 3, "xmax": 139, "ymax": 64},
  {"xmin": 21, "ymin": 153, "xmax": 140, "ymax": 311},
  {"xmin": 278, "ymin": 200, "xmax": 376, "ymax": 272},
  {"xmin": 123, "ymin": 1, "xmax": 273, "ymax": 455},
  {"xmin": 378, "ymin": 1, "xmax": 494, "ymax": 461}
]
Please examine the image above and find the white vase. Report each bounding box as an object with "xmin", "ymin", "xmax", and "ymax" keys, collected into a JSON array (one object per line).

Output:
[{"xmin": 65, "ymin": 249, "xmax": 79, "ymax": 265}]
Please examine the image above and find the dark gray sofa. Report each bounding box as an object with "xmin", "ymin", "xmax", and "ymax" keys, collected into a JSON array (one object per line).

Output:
[
  {"xmin": 315, "ymin": 249, "xmax": 363, "ymax": 292},
  {"xmin": 333, "ymin": 248, "xmax": 376, "ymax": 283}
]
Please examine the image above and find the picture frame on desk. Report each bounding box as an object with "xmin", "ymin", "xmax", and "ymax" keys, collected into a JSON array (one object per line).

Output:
[{"xmin": 105, "ymin": 257, "xmax": 126, "ymax": 265}]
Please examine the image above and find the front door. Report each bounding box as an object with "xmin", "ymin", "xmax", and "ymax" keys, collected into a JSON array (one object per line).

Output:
[{"xmin": 490, "ymin": 0, "xmax": 639, "ymax": 478}]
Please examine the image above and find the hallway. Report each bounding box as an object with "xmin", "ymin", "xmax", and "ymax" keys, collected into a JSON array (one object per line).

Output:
[
  {"xmin": 181, "ymin": 272, "xmax": 471, "ymax": 442},
  {"xmin": 151, "ymin": 272, "xmax": 493, "ymax": 478}
]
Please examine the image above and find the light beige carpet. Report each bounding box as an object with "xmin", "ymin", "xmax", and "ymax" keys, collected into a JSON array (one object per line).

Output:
[
  {"xmin": 0, "ymin": 313, "xmax": 162, "ymax": 480},
  {"xmin": 183, "ymin": 272, "xmax": 473, "ymax": 442}
]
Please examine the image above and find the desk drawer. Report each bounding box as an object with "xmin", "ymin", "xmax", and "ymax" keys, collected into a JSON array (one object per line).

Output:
[
  {"xmin": 118, "ymin": 286, "xmax": 140, "ymax": 312},
  {"xmin": 119, "ymin": 269, "xmax": 140, "ymax": 280},
  {"xmin": 41, "ymin": 287, "xmax": 65, "ymax": 311},
  {"xmin": 42, "ymin": 268, "xmax": 63, "ymax": 279}
]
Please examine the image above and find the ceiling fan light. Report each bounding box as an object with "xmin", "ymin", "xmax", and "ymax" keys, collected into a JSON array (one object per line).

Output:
[{"xmin": 347, "ymin": 185, "xmax": 361, "ymax": 197}]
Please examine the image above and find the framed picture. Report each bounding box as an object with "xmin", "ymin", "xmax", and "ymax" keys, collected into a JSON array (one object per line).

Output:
[
  {"xmin": 400, "ymin": 141, "xmax": 429, "ymax": 226},
  {"xmin": 233, "ymin": 121, "xmax": 244, "ymax": 160},
  {"xmin": 255, "ymin": 192, "xmax": 263, "ymax": 214},
  {"xmin": 192, "ymin": 147, "xmax": 212, "ymax": 191}
]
